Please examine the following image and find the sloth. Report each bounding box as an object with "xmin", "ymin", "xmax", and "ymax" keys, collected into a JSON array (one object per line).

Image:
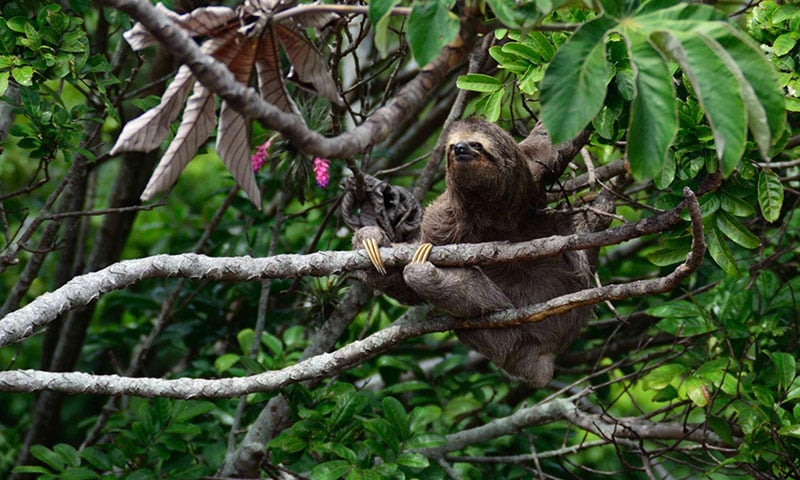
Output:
[{"xmin": 353, "ymin": 117, "xmax": 598, "ymax": 387}]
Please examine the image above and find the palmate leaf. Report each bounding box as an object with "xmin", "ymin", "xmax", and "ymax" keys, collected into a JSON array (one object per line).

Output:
[
  {"xmin": 110, "ymin": 29, "xmax": 238, "ymax": 155},
  {"xmin": 112, "ymin": 1, "xmax": 342, "ymax": 208},
  {"xmin": 539, "ymin": 1, "xmax": 785, "ymax": 182}
]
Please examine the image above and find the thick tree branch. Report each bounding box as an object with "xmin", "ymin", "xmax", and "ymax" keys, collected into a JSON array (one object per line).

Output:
[
  {"xmin": 0, "ymin": 197, "xmax": 691, "ymax": 347},
  {"xmin": 0, "ymin": 190, "xmax": 703, "ymax": 398},
  {"xmin": 98, "ymin": 0, "xmax": 474, "ymax": 159}
]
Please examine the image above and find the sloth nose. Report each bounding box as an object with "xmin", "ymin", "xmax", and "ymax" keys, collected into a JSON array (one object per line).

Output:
[{"xmin": 454, "ymin": 142, "xmax": 470, "ymax": 155}]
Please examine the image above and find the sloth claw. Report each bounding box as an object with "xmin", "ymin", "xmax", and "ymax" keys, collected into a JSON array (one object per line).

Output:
[
  {"xmin": 411, "ymin": 243, "xmax": 433, "ymax": 264},
  {"xmin": 362, "ymin": 238, "xmax": 387, "ymax": 275}
]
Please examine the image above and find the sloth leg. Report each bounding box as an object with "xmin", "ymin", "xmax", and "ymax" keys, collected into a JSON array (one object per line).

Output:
[{"xmin": 403, "ymin": 243, "xmax": 513, "ymax": 317}]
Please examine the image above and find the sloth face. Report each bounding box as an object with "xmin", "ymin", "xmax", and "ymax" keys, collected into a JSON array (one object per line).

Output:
[{"xmin": 442, "ymin": 118, "xmax": 534, "ymax": 209}]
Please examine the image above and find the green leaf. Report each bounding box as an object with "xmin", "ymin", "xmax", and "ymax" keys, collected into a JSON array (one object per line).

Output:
[
  {"xmin": 646, "ymin": 300, "xmax": 701, "ymax": 318},
  {"xmin": 707, "ymin": 416, "xmax": 734, "ymax": 445},
  {"xmin": 214, "ymin": 353, "xmax": 240, "ymax": 373},
  {"xmin": 772, "ymin": 352, "xmax": 796, "ymax": 392},
  {"xmin": 370, "ymin": 0, "xmax": 400, "ymax": 57},
  {"xmin": 61, "ymin": 467, "xmax": 98, "ymax": 480},
  {"xmin": 650, "ymin": 31, "xmax": 746, "ymax": 177},
  {"xmin": 644, "ymin": 363, "xmax": 687, "ymax": 390},
  {"xmin": 405, "ymin": 433, "xmax": 447, "ymax": 449},
  {"xmin": 311, "ymin": 460, "xmax": 352, "ymax": 480},
  {"xmin": 80, "ymin": 447, "xmax": 112, "ymax": 471},
  {"xmin": 261, "ymin": 332, "xmax": 284, "ymax": 357},
  {"xmin": 173, "ymin": 400, "xmax": 215, "ymax": 423},
  {"xmin": 455, "ymin": 73, "xmax": 502, "ymax": 93},
  {"xmin": 720, "ymin": 192, "xmax": 755, "ymax": 217},
  {"xmin": 706, "ymin": 225, "xmax": 740, "ymax": 276},
  {"xmin": 237, "ymin": 328, "xmax": 255, "ymax": 355},
  {"xmin": 715, "ymin": 211, "xmax": 760, "ymax": 249},
  {"xmin": 485, "ymin": 0, "xmax": 542, "ymax": 30},
  {"xmin": 11, "ymin": 466, "xmax": 52, "ymax": 475},
  {"xmin": 483, "ymin": 88, "xmax": 504, "ymax": 123},
  {"xmin": 364, "ymin": 418, "xmax": 401, "ymax": 454},
  {"xmin": 269, "ymin": 433, "xmax": 307, "ymax": 454},
  {"xmin": 502, "ymin": 42, "xmax": 542, "ymax": 63},
  {"xmin": 684, "ymin": 377, "xmax": 709, "ymax": 407},
  {"xmin": 407, "ymin": 1, "xmax": 459, "ymax": 68},
  {"xmin": 396, "ymin": 452, "xmax": 429, "ymax": 468},
  {"xmin": 0, "ymin": 71, "xmax": 8, "ymax": 96},
  {"xmin": 524, "ymin": 31, "xmax": 556, "ymax": 62},
  {"xmin": 29, "ymin": 445, "xmax": 66, "ymax": 472},
  {"xmin": 773, "ymin": 32, "xmax": 800, "ymax": 56},
  {"xmin": 382, "ymin": 397, "xmax": 409, "ymax": 439},
  {"xmin": 623, "ymin": 31, "xmax": 677, "ymax": 180},
  {"xmin": 541, "ymin": 15, "xmax": 617, "ymax": 143},
  {"xmin": 53, "ymin": 443, "xmax": 81, "ymax": 468},
  {"xmin": 706, "ymin": 25, "xmax": 785, "ymax": 158},
  {"xmin": 12, "ymin": 65, "xmax": 35, "ymax": 86},
  {"xmin": 368, "ymin": 0, "xmax": 400, "ymax": 26},
  {"xmin": 490, "ymin": 46, "xmax": 528, "ymax": 74},
  {"xmin": 328, "ymin": 391, "xmax": 369, "ymax": 431},
  {"xmin": 757, "ymin": 169, "xmax": 784, "ymax": 223}
]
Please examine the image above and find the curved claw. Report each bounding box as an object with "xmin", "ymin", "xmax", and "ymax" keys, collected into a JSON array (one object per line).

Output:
[
  {"xmin": 411, "ymin": 243, "xmax": 433, "ymax": 264},
  {"xmin": 362, "ymin": 238, "xmax": 387, "ymax": 275}
]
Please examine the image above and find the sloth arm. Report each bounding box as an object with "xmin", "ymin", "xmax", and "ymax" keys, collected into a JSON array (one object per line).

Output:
[
  {"xmin": 354, "ymin": 227, "xmax": 513, "ymax": 316},
  {"xmin": 402, "ymin": 248, "xmax": 514, "ymax": 318}
]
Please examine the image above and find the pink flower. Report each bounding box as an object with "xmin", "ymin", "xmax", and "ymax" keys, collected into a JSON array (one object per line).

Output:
[
  {"xmin": 313, "ymin": 157, "xmax": 330, "ymax": 188},
  {"xmin": 251, "ymin": 140, "xmax": 271, "ymax": 172}
]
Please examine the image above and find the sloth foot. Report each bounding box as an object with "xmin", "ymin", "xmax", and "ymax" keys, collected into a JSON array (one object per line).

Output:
[{"xmin": 362, "ymin": 238, "xmax": 387, "ymax": 275}]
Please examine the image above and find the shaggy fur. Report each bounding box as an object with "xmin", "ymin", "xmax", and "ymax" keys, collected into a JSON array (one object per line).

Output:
[{"xmin": 355, "ymin": 118, "xmax": 594, "ymax": 387}]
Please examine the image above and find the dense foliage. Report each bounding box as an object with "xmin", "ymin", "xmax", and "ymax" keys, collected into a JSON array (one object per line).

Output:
[{"xmin": 1, "ymin": 0, "xmax": 799, "ymax": 479}]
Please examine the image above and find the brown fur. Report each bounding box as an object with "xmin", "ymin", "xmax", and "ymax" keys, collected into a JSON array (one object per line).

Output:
[{"xmin": 354, "ymin": 118, "xmax": 594, "ymax": 387}]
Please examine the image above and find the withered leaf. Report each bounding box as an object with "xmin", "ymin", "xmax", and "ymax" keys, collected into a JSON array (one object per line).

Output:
[{"xmin": 114, "ymin": 1, "xmax": 344, "ymax": 209}]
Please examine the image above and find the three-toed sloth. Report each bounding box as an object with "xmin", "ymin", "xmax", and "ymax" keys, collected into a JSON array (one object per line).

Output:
[{"xmin": 354, "ymin": 118, "xmax": 599, "ymax": 387}]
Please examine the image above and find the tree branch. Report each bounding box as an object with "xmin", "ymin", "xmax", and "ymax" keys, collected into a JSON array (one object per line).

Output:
[
  {"xmin": 417, "ymin": 397, "xmax": 734, "ymax": 460},
  {"xmin": 0, "ymin": 196, "xmax": 692, "ymax": 347},
  {"xmin": 98, "ymin": 0, "xmax": 475, "ymax": 159},
  {"xmin": 0, "ymin": 189, "xmax": 703, "ymax": 398}
]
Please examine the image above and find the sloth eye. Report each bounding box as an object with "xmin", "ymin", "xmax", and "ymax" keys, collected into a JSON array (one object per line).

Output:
[{"xmin": 469, "ymin": 142, "xmax": 483, "ymax": 151}]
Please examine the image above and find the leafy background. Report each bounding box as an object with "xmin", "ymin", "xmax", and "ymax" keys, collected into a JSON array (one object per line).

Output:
[{"xmin": 1, "ymin": 0, "xmax": 800, "ymax": 479}]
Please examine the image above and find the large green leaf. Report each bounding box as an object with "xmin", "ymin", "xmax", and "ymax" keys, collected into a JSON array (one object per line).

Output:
[
  {"xmin": 540, "ymin": 15, "xmax": 617, "ymax": 143},
  {"xmin": 702, "ymin": 24, "xmax": 785, "ymax": 158},
  {"xmin": 624, "ymin": 31, "xmax": 677, "ymax": 180},
  {"xmin": 407, "ymin": 1, "xmax": 459, "ymax": 68},
  {"xmin": 650, "ymin": 31, "xmax": 746, "ymax": 177}
]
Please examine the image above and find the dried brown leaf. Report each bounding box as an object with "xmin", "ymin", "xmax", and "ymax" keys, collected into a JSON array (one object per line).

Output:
[
  {"xmin": 111, "ymin": 29, "xmax": 238, "ymax": 155},
  {"xmin": 256, "ymin": 28, "xmax": 301, "ymax": 115},
  {"xmin": 216, "ymin": 36, "xmax": 262, "ymax": 207},
  {"xmin": 124, "ymin": 4, "xmax": 237, "ymax": 50},
  {"xmin": 275, "ymin": 24, "xmax": 341, "ymax": 105},
  {"xmin": 140, "ymin": 83, "xmax": 216, "ymax": 201}
]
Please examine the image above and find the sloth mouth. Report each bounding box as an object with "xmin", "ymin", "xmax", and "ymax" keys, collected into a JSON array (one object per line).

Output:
[{"xmin": 455, "ymin": 152, "xmax": 478, "ymax": 163}]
